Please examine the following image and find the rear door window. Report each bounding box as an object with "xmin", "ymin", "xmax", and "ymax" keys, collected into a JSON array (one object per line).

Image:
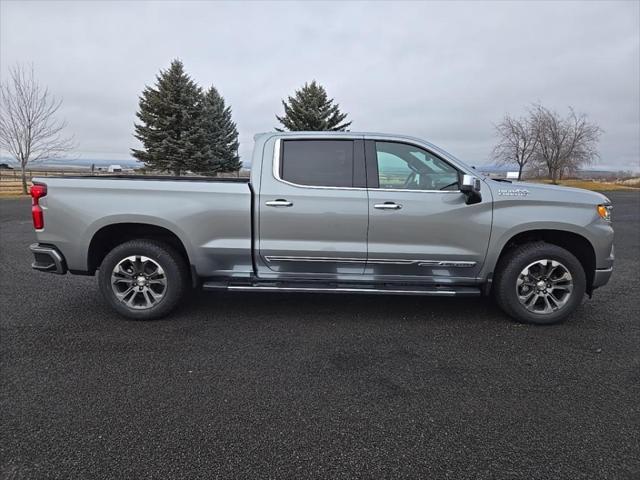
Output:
[{"xmin": 280, "ymin": 140, "xmax": 354, "ymax": 188}]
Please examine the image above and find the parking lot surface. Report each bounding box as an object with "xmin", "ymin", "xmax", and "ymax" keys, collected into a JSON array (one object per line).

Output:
[{"xmin": 1, "ymin": 192, "xmax": 639, "ymax": 479}]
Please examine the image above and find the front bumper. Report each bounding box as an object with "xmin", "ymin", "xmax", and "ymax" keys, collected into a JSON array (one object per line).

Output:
[
  {"xmin": 592, "ymin": 243, "xmax": 614, "ymax": 289},
  {"xmin": 592, "ymin": 267, "xmax": 613, "ymax": 289},
  {"xmin": 30, "ymin": 243, "xmax": 67, "ymax": 274}
]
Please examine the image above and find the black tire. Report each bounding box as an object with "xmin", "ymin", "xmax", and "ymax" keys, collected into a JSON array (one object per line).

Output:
[
  {"xmin": 493, "ymin": 242, "xmax": 586, "ymax": 325},
  {"xmin": 98, "ymin": 239, "xmax": 189, "ymax": 320}
]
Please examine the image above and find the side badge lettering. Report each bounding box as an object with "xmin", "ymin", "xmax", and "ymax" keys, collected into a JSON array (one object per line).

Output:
[{"xmin": 498, "ymin": 189, "xmax": 530, "ymax": 197}]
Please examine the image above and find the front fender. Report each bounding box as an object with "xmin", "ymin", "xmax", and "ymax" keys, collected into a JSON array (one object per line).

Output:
[{"xmin": 481, "ymin": 198, "xmax": 612, "ymax": 279}]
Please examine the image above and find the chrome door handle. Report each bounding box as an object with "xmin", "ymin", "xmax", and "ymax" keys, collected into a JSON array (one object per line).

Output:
[
  {"xmin": 265, "ymin": 199, "xmax": 293, "ymax": 207},
  {"xmin": 374, "ymin": 202, "xmax": 402, "ymax": 210}
]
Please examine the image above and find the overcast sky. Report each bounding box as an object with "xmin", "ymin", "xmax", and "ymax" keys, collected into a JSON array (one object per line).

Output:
[{"xmin": 1, "ymin": 0, "xmax": 639, "ymax": 170}]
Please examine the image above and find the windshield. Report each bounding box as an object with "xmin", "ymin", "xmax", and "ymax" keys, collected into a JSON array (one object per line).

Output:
[{"xmin": 420, "ymin": 140, "xmax": 474, "ymax": 172}]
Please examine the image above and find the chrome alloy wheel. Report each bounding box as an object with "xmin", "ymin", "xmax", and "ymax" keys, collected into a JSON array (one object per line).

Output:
[
  {"xmin": 516, "ymin": 259, "xmax": 573, "ymax": 314},
  {"xmin": 110, "ymin": 255, "xmax": 167, "ymax": 310}
]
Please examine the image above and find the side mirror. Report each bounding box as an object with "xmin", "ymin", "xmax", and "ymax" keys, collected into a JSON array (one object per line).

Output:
[{"xmin": 460, "ymin": 174, "xmax": 482, "ymax": 204}]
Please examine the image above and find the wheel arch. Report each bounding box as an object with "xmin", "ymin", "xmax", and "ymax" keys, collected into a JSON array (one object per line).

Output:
[
  {"xmin": 87, "ymin": 222, "xmax": 194, "ymax": 284},
  {"xmin": 493, "ymin": 229, "xmax": 596, "ymax": 294}
]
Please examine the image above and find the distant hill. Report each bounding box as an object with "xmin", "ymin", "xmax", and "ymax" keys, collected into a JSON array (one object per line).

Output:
[
  {"xmin": 477, "ymin": 164, "xmax": 513, "ymax": 173},
  {"xmin": 0, "ymin": 157, "xmax": 142, "ymax": 169},
  {"xmin": 478, "ymin": 164, "xmax": 639, "ymax": 176}
]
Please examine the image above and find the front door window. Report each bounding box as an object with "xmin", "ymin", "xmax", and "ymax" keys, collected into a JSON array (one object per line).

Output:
[{"xmin": 375, "ymin": 141, "xmax": 459, "ymax": 191}]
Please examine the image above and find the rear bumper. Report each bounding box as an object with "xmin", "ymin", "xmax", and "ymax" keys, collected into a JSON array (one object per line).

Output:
[{"xmin": 30, "ymin": 243, "xmax": 68, "ymax": 275}]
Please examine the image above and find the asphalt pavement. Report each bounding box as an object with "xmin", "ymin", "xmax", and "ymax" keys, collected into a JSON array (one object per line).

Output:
[{"xmin": 1, "ymin": 192, "xmax": 639, "ymax": 479}]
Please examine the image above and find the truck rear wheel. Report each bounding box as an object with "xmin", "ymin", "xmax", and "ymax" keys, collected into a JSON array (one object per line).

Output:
[
  {"xmin": 98, "ymin": 239, "xmax": 189, "ymax": 320},
  {"xmin": 493, "ymin": 242, "xmax": 586, "ymax": 325}
]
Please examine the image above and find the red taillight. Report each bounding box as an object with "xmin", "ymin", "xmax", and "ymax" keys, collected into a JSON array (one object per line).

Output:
[
  {"xmin": 30, "ymin": 183, "xmax": 47, "ymax": 230},
  {"xmin": 31, "ymin": 183, "xmax": 47, "ymax": 200},
  {"xmin": 32, "ymin": 205, "xmax": 44, "ymax": 230}
]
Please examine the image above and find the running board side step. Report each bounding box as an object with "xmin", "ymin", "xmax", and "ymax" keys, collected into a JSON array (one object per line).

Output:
[{"xmin": 202, "ymin": 281, "xmax": 481, "ymax": 297}]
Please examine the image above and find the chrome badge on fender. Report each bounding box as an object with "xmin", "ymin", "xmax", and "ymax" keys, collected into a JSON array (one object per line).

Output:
[{"xmin": 498, "ymin": 189, "xmax": 530, "ymax": 196}]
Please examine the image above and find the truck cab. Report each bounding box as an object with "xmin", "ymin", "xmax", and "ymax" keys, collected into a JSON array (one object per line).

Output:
[{"xmin": 253, "ymin": 133, "xmax": 492, "ymax": 285}]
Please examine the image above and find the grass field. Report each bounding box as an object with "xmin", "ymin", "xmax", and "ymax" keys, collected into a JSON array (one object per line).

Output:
[
  {"xmin": 529, "ymin": 178, "xmax": 640, "ymax": 191},
  {"xmin": 0, "ymin": 170, "xmax": 87, "ymax": 197},
  {"xmin": 0, "ymin": 176, "xmax": 30, "ymax": 197}
]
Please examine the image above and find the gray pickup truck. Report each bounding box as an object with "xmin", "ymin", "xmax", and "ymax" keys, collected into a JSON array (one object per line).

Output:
[{"xmin": 29, "ymin": 132, "xmax": 614, "ymax": 324}]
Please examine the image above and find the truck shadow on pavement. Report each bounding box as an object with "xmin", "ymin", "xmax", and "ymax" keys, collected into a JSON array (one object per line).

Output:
[{"xmin": 177, "ymin": 289, "xmax": 509, "ymax": 326}]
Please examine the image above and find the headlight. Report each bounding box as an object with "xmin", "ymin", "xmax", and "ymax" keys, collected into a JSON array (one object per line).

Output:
[{"xmin": 597, "ymin": 204, "xmax": 612, "ymax": 221}]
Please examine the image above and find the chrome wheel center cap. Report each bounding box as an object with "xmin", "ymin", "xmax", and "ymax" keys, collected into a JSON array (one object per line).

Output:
[
  {"xmin": 136, "ymin": 275, "xmax": 147, "ymax": 287},
  {"xmin": 536, "ymin": 280, "xmax": 546, "ymax": 291}
]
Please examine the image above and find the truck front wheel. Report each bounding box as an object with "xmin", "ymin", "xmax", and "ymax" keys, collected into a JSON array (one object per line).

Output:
[
  {"xmin": 493, "ymin": 242, "xmax": 586, "ymax": 325},
  {"xmin": 98, "ymin": 239, "xmax": 189, "ymax": 320}
]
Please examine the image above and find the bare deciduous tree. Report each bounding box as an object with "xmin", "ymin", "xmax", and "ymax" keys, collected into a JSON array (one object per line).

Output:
[
  {"xmin": 492, "ymin": 114, "xmax": 538, "ymax": 180},
  {"xmin": 529, "ymin": 104, "xmax": 602, "ymax": 184},
  {"xmin": 0, "ymin": 64, "xmax": 74, "ymax": 194}
]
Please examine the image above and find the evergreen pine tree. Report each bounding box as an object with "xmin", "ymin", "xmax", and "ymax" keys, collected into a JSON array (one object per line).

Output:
[
  {"xmin": 275, "ymin": 81, "xmax": 351, "ymax": 132},
  {"xmin": 202, "ymin": 86, "xmax": 241, "ymax": 173},
  {"xmin": 132, "ymin": 59, "xmax": 209, "ymax": 175}
]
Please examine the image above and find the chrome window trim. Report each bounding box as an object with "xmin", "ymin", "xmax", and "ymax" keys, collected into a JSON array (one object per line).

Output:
[
  {"xmin": 272, "ymin": 137, "xmax": 463, "ymax": 194},
  {"xmin": 363, "ymin": 134, "xmax": 474, "ymax": 174},
  {"xmin": 264, "ymin": 255, "xmax": 476, "ymax": 268}
]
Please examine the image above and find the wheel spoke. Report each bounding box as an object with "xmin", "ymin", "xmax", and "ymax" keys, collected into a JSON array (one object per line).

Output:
[
  {"xmin": 543, "ymin": 295, "xmax": 556, "ymax": 313},
  {"xmin": 546, "ymin": 262, "xmax": 560, "ymax": 278},
  {"xmin": 125, "ymin": 291, "xmax": 140, "ymax": 308},
  {"xmin": 115, "ymin": 285, "xmax": 135, "ymax": 300},
  {"xmin": 518, "ymin": 290, "xmax": 535, "ymax": 302},
  {"xmin": 526, "ymin": 293, "xmax": 540, "ymax": 308},
  {"xmin": 143, "ymin": 288, "xmax": 157, "ymax": 305},
  {"xmin": 550, "ymin": 271, "xmax": 572, "ymax": 284},
  {"xmin": 115, "ymin": 264, "xmax": 134, "ymax": 278},
  {"xmin": 527, "ymin": 266, "xmax": 541, "ymax": 280}
]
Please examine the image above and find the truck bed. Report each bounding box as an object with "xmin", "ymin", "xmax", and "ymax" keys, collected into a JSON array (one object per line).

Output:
[{"xmin": 32, "ymin": 175, "xmax": 254, "ymax": 278}]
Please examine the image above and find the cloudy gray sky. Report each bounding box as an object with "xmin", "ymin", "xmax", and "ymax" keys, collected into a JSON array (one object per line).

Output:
[{"xmin": 1, "ymin": 0, "xmax": 639, "ymax": 170}]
